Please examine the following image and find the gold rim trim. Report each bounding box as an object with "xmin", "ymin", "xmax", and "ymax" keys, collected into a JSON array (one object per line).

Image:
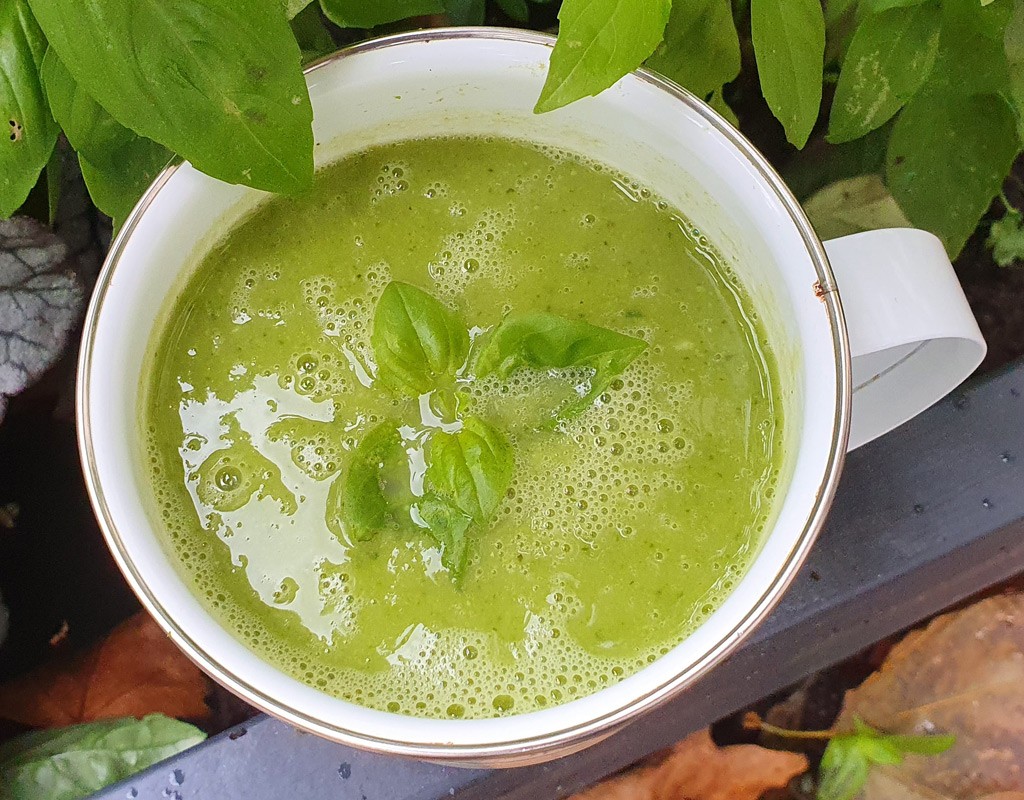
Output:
[{"xmin": 77, "ymin": 27, "xmax": 852, "ymax": 763}]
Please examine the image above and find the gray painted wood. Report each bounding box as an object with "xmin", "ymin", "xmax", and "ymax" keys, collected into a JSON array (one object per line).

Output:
[{"xmin": 91, "ymin": 357, "xmax": 1024, "ymax": 800}]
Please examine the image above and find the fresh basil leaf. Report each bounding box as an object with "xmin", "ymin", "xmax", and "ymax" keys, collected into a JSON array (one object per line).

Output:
[
  {"xmin": 751, "ymin": 0, "xmax": 826, "ymax": 147},
  {"xmin": 862, "ymin": 0, "xmax": 929, "ymax": 11},
  {"xmin": 887, "ymin": 89, "xmax": 1019, "ymax": 256},
  {"xmin": 320, "ymin": 0, "xmax": 443, "ymax": 28},
  {"xmin": 988, "ymin": 208, "xmax": 1024, "ymax": 266},
  {"xmin": 444, "ymin": 0, "xmax": 486, "ymax": 25},
  {"xmin": 709, "ymin": 89, "xmax": 739, "ymax": 126},
  {"xmin": 0, "ymin": 715, "xmax": 205, "ymax": 800},
  {"xmin": 0, "ymin": 0, "xmax": 59, "ymax": 218},
  {"xmin": 495, "ymin": 0, "xmax": 530, "ymax": 22},
  {"xmin": 474, "ymin": 312, "xmax": 647, "ymax": 420},
  {"xmin": 932, "ymin": 0, "xmax": 1013, "ymax": 97},
  {"xmin": 646, "ymin": 0, "xmax": 741, "ymax": 99},
  {"xmin": 286, "ymin": 0, "xmax": 315, "ymax": 17},
  {"xmin": 828, "ymin": 3, "xmax": 941, "ymax": 143},
  {"xmin": 1005, "ymin": 0, "xmax": 1024, "ymax": 140},
  {"xmin": 41, "ymin": 50, "xmax": 170, "ymax": 228},
  {"xmin": 816, "ymin": 736, "xmax": 870, "ymax": 800},
  {"xmin": 371, "ymin": 281, "xmax": 470, "ymax": 397},
  {"xmin": 44, "ymin": 145, "xmax": 60, "ymax": 225},
  {"xmin": 803, "ymin": 174, "xmax": 911, "ymax": 240},
  {"xmin": 417, "ymin": 494, "xmax": 473, "ymax": 580},
  {"xmin": 291, "ymin": 3, "xmax": 336, "ymax": 64},
  {"xmin": 29, "ymin": 0, "xmax": 313, "ymax": 195},
  {"xmin": 535, "ymin": 0, "xmax": 672, "ymax": 114},
  {"xmin": 882, "ymin": 731, "xmax": 956, "ymax": 755},
  {"xmin": 327, "ymin": 422, "xmax": 406, "ymax": 543},
  {"xmin": 424, "ymin": 416, "xmax": 513, "ymax": 522}
]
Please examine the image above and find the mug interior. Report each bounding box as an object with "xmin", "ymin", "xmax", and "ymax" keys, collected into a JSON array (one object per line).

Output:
[{"xmin": 78, "ymin": 29, "xmax": 849, "ymax": 762}]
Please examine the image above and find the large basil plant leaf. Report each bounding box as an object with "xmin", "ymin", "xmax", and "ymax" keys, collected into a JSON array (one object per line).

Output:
[
  {"xmin": 0, "ymin": 715, "xmax": 205, "ymax": 800},
  {"xmin": 320, "ymin": 0, "xmax": 444, "ymax": 28},
  {"xmin": 41, "ymin": 50, "xmax": 170, "ymax": 228},
  {"xmin": 0, "ymin": 0, "xmax": 59, "ymax": 217},
  {"xmin": 646, "ymin": 0, "xmax": 741, "ymax": 100},
  {"xmin": 28, "ymin": 0, "xmax": 313, "ymax": 194},
  {"xmin": 473, "ymin": 312, "xmax": 647, "ymax": 420},
  {"xmin": 750, "ymin": 0, "xmax": 826, "ymax": 147},
  {"xmin": 535, "ymin": 0, "xmax": 672, "ymax": 114},
  {"xmin": 371, "ymin": 281, "xmax": 470, "ymax": 397}
]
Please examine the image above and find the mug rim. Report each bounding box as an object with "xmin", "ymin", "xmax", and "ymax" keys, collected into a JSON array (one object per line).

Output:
[{"xmin": 77, "ymin": 26, "xmax": 852, "ymax": 762}]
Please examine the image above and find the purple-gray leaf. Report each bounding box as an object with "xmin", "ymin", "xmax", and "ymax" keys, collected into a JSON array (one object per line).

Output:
[{"xmin": 0, "ymin": 216, "xmax": 83, "ymax": 424}]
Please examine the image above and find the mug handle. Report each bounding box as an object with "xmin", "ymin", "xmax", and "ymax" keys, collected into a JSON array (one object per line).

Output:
[{"xmin": 822, "ymin": 228, "xmax": 986, "ymax": 450}]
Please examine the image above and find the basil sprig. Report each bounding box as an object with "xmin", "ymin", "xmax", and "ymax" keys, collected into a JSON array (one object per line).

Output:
[{"xmin": 331, "ymin": 281, "xmax": 644, "ymax": 583}]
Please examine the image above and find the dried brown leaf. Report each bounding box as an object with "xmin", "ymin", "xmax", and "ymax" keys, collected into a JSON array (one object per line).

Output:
[
  {"xmin": 838, "ymin": 594, "xmax": 1024, "ymax": 799},
  {"xmin": 569, "ymin": 728, "xmax": 808, "ymax": 800},
  {"xmin": 0, "ymin": 611, "xmax": 210, "ymax": 727}
]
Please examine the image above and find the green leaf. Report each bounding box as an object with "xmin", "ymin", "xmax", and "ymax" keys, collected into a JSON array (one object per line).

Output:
[
  {"xmin": 44, "ymin": 145, "xmax": 60, "ymax": 225},
  {"xmin": 709, "ymin": 88, "xmax": 739, "ymax": 126},
  {"xmin": 41, "ymin": 50, "xmax": 170, "ymax": 228},
  {"xmin": 371, "ymin": 281, "xmax": 470, "ymax": 397},
  {"xmin": 0, "ymin": 0, "xmax": 59, "ymax": 218},
  {"xmin": 0, "ymin": 715, "xmax": 205, "ymax": 800},
  {"xmin": 803, "ymin": 174, "xmax": 911, "ymax": 240},
  {"xmin": 882, "ymin": 731, "xmax": 957, "ymax": 755},
  {"xmin": 1006, "ymin": 0, "xmax": 1024, "ymax": 140},
  {"xmin": 320, "ymin": 0, "xmax": 443, "ymax": 28},
  {"xmin": 416, "ymin": 494, "xmax": 473, "ymax": 579},
  {"xmin": 327, "ymin": 422, "xmax": 406, "ymax": 543},
  {"xmin": 887, "ymin": 89, "xmax": 1019, "ymax": 256},
  {"xmin": 988, "ymin": 208, "xmax": 1024, "ymax": 266},
  {"xmin": 473, "ymin": 312, "xmax": 647, "ymax": 420},
  {"xmin": 496, "ymin": 0, "xmax": 530, "ymax": 21},
  {"xmin": 862, "ymin": 0, "xmax": 929, "ymax": 11},
  {"xmin": 285, "ymin": 0, "xmax": 315, "ymax": 17},
  {"xmin": 828, "ymin": 3, "xmax": 942, "ymax": 143},
  {"xmin": 932, "ymin": 0, "xmax": 1013, "ymax": 97},
  {"xmin": 817, "ymin": 736, "xmax": 870, "ymax": 800},
  {"xmin": 535, "ymin": 0, "xmax": 672, "ymax": 114},
  {"xmin": 291, "ymin": 4, "xmax": 336, "ymax": 64},
  {"xmin": 751, "ymin": 0, "xmax": 825, "ymax": 147},
  {"xmin": 28, "ymin": 0, "xmax": 313, "ymax": 194},
  {"xmin": 646, "ymin": 0, "xmax": 741, "ymax": 98},
  {"xmin": 424, "ymin": 416, "xmax": 514, "ymax": 522},
  {"xmin": 443, "ymin": 0, "xmax": 485, "ymax": 24}
]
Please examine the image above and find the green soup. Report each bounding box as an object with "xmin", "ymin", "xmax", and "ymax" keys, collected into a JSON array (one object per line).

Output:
[{"xmin": 143, "ymin": 136, "xmax": 782, "ymax": 719}]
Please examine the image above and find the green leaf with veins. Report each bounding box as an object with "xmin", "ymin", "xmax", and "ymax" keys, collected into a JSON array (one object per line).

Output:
[
  {"xmin": 803, "ymin": 174, "xmax": 911, "ymax": 240},
  {"xmin": 750, "ymin": 0, "xmax": 826, "ymax": 147},
  {"xmin": 371, "ymin": 281, "xmax": 470, "ymax": 397},
  {"xmin": 816, "ymin": 718, "xmax": 954, "ymax": 800},
  {"xmin": 41, "ymin": 50, "xmax": 170, "ymax": 228},
  {"xmin": 646, "ymin": 0, "xmax": 741, "ymax": 99},
  {"xmin": 424, "ymin": 416, "xmax": 513, "ymax": 522},
  {"xmin": 0, "ymin": 715, "xmax": 205, "ymax": 800},
  {"xmin": 0, "ymin": 0, "xmax": 59, "ymax": 218},
  {"xmin": 417, "ymin": 494, "xmax": 473, "ymax": 579},
  {"xmin": 828, "ymin": 3, "xmax": 942, "ymax": 143},
  {"xmin": 535, "ymin": 0, "xmax": 672, "ymax": 114},
  {"xmin": 28, "ymin": 0, "xmax": 313, "ymax": 194},
  {"xmin": 473, "ymin": 312, "xmax": 647, "ymax": 421},
  {"xmin": 987, "ymin": 208, "xmax": 1024, "ymax": 266},
  {"xmin": 327, "ymin": 421, "xmax": 407, "ymax": 543},
  {"xmin": 320, "ymin": 0, "xmax": 444, "ymax": 28}
]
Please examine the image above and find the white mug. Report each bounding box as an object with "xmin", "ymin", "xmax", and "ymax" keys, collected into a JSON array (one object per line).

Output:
[{"xmin": 77, "ymin": 29, "xmax": 985, "ymax": 766}]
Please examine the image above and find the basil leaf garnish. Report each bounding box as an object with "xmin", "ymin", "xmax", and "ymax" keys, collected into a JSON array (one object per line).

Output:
[
  {"xmin": 424, "ymin": 416, "xmax": 514, "ymax": 522},
  {"xmin": 416, "ymin": 494, "xmax": 473, "ymax": 581},
  {"xmin": 326, "ymin": 421, "xmax": 406, "ymax": 543},
  {"xmin": 371, "ymin": 281, "xmax": 470, "ymax": 397},
  {"xmin": 473, "ymin": 312, "xmax": 647, "ymax": 420}
]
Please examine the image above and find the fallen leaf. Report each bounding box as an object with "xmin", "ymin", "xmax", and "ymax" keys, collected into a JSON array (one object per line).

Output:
[
  {"xmin": 837, "ymin": 594, "xmax": 1024, "ymax": 799},
  {"xmin": 569, "ymin": 728, "xmax": 808, "ymax": 800},
  {"xmin": 802, "ymin": 174, "xmax": 911, "ymax": 241},
  {"xmin": 0, "ymin": 216, "xmax": 84, "ymax": 425},
  {"xmin": 0, "ymin": 611, "xmax": 210, "ymax": 727}
]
